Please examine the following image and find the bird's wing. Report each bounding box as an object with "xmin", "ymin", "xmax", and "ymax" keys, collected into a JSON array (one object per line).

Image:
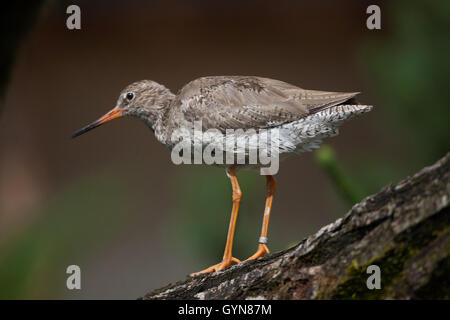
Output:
[{"xmin": 173, "ymin": 76, "xmax": 359, "ymax": 132}]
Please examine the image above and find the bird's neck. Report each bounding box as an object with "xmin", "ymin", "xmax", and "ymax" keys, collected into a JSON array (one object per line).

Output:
[{"xmin": 148, "ymin": 93, "xmax": 175, "ymax": 145}]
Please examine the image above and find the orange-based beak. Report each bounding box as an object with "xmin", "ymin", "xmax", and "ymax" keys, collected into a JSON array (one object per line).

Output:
[{"xmin": 72, "ymin": 108, "xmax": 123, "ymax": 138}]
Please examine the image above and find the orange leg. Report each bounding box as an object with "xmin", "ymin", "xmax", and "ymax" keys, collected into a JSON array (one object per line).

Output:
[
  {"xmin": 190, "ymin": 167, "xmax": 242, "ymax": 276},
  {"xmin": 245, "ymin": 175, "xmax": 276, "ymax": 261}
]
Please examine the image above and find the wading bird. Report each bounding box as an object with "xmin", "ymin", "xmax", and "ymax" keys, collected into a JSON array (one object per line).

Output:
[{"xmin": 72, "ymin": 76, "xmax": 372, "ymax": 275}]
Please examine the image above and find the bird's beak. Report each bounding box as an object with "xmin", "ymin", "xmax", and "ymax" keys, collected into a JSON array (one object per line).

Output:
[{"xmin": 72, "ymin": 108, "xmax": 124, "ymax": 138}]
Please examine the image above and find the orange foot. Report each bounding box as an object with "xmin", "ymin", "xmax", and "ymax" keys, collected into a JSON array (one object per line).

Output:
[
  {"xmin": 245, "ymin": 244, "xmax": 270, "ymax": 261},
  {"xmin": 190, "ymin": 257, "xmax": 241, "ymax": 276}
]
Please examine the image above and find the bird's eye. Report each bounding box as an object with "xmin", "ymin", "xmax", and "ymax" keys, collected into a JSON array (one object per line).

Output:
[{"xmin": 125, "ymin": 92, "xmax": 135, "ymax": 101}]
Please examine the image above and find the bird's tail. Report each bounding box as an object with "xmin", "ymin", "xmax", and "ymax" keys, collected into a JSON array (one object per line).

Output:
[{"xmin": 319, "ymin": 104, "xmax": 373, "ymax": 125}]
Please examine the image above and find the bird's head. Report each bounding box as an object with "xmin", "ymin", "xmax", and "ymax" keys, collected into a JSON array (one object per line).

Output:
[{"xmin": 72, "ymin": 80, "xmax": 174, "ymax": 138}]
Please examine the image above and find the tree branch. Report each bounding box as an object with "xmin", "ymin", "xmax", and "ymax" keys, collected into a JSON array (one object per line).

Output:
[{"xmin": 142, "ymin": 152, "xmax": 450, "ymax": 300}]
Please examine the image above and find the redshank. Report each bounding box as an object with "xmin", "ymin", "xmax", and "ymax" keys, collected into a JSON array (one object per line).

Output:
[{"xmin": 72, "ymin": 76, "xmax": 372, "ymax": 276}]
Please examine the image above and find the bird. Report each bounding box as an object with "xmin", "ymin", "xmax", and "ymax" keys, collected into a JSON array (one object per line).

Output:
[{"xmin": 72, "ymin": 76, "xmax": 372, "ymax": 276}]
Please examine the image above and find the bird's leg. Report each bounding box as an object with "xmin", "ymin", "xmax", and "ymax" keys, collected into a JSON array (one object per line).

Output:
[
  {"xmin": 190, "ymin": 167, "xmax": 242, "ymax": 276},
  {"xmin": 245, "ymin": 175, "xmax": 276, "ymax": 261}
]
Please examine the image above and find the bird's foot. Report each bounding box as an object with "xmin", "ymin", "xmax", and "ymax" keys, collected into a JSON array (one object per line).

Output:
[
  {"xmin": 190, "ymin": 257, "xmax": 241, "ymax": 276},
  {"xmin": 245, "ymin": 244, "xmax": 270, "ymax": 261}
]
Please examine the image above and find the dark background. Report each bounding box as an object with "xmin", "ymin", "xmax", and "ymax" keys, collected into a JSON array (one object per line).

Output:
[{"xmin": 0, "ymin": 0, "xmax": 448, "ymax": 299}]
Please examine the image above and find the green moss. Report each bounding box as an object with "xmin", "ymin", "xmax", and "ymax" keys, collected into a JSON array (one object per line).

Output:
[
  {"xmin": 415, "ymin": 255, "xmax": 450, "ymax": 299},
  {"xmin": 326, "ymin": 207, "xmax": 449, "ymax": 299},
  {"xmin": 329, "ymin": 245, "xmax": 411, "ymax": 299}
]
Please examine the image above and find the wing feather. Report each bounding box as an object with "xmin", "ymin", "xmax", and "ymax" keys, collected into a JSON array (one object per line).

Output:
[{"xmin": 173, "ymin": 76, "xmax": 359, "ymax": 132}]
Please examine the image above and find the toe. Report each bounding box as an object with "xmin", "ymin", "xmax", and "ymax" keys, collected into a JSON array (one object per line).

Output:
[
  {"xmin": 245, "ymin": 244, "xmax": 270, "ymax": 261},
  {"xmin": 190, "ymin": 264, "xmax": 219, "ymax": 276},
  {"xmin": 190, "ymin": 257, "xmax": 241, "ymax": 276}
]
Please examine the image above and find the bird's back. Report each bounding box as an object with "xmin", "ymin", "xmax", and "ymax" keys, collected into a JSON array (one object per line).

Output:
[
  {"xmin": 168, "ymin": 76, "xmax": 361, "ymax": 132},
  {"xmin": 160, "ymin": 76, "xmax": 371, "ymax": 158}
]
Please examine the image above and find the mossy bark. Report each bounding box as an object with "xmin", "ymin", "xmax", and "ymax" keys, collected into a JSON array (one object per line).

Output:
[{"xmin": 142, "ymin": 152, "xmax": 450, "ymax": 300}]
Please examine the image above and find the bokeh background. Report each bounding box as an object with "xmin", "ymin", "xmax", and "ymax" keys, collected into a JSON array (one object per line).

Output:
[{"xmin": 0, "ymin": 0, "xmax": 448, "ymax": 299}]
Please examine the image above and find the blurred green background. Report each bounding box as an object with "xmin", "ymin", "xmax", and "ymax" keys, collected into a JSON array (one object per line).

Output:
[{"xmin": 0, "ymin": 0, "xmax": 448, "ymax": 299}]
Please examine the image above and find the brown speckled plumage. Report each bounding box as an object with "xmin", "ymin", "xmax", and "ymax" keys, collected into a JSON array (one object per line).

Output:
[
  {"xmin": 112, "ymin": 76, "xmax": 369, "ymax": 149},
  {"xmin": 74, "ymin": 76, "xmax": 372, "ymax": 157}
]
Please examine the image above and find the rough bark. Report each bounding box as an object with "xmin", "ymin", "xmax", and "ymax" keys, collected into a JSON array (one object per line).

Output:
[{"xmin": 142, "ymin": 152, "xmax": 450, "ymax": 300}]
